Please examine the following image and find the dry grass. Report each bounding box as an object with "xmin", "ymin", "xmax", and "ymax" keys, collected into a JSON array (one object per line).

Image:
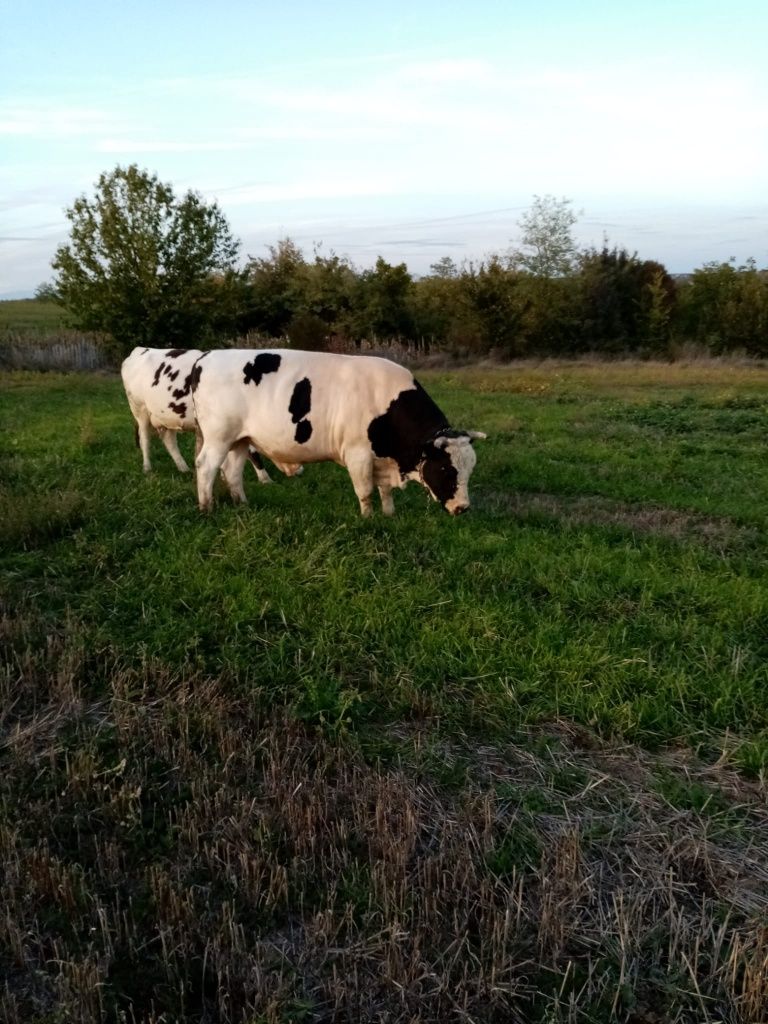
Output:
[
  {"xmin": 481, "ymin": 491, "xmax": 758, "ymax": 551},
  {"xmin": 2, "ymin": 605, "xmax": 767, "ymax": 1024}
]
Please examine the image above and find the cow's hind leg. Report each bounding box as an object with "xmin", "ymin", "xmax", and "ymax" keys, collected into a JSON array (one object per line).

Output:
[
  {"xmin": 196, "ymin": 439, "xmax": 232, "ymax": 511},
  {"xmin": 221, "ymin": 440, "xmax": 250, "ymax": 504},
  {"xmin": 134, "ymin": 411, "xmax": 153, "ymax": 473},
  {"xmin": 378, "ymin": 484, "xmax": 395, "ymax": 516},
  {"xmin": 159, "ymin": 427, "xmax": 190, "ymax": 473},
  {"xmin": 247, "ymin": 447, "xmax": 272, "ymax": 484}
]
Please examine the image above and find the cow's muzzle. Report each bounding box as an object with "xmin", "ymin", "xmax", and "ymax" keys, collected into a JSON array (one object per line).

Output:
[{"xmin": 449, "ymin": 503, "xmax": 469, "ymax": 516}]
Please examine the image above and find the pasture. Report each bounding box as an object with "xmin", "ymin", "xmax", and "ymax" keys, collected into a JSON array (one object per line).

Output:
[{"xmin": 2, "ymin": 361, "xmax": 768, "ymax": 1023}]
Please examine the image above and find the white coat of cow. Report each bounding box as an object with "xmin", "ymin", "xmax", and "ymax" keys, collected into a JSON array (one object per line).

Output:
[
  {"xmin": 121, "ymin": 346, "xmax": 301, "ymax": 483},
  {"xmin": 191, "ymin": 349, "xmax": 486, "ymax": 516}
]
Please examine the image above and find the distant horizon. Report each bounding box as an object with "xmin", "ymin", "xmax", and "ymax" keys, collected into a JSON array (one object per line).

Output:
[
  {"xmin": 2, "ymin": 194, "xmax": 766, "ymax": 302},
  {"xmin": 2, "ymin": 0, "xmax": 766, "ymax": 298}
]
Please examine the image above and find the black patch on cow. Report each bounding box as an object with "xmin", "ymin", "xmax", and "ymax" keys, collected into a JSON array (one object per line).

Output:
[
  {"xmin": 172, "ymin": 386, "xmax": 186, "ymax": 399},
  {"xmin": 168, "ymin": 401, "xmax": 187, "ymax": 417},
  {"xmin": 189, "ymin": 363, "xmax": 203, "ymax": 394},
  {"xmin": 289, "ymin": 378, "xmax": 312, "ymax": 422},
  {"xmin": 295, "ymin": 419, "xmax": 313, "ymax": 444},
  {"xmin": 166, "ymin": 349, "xmax": 188, "ymax": 358},
  {"xmin": 152, "ymin": 361, "xmax": 166, "ymax": 387},
  {"xmin": 248, "ymin": 449, "xmax": 265, "ymax": 471},
  {"xmin": 288, "ymin": 377, "xmax": 312, "ymax": 443},
  {"xmin": 243, "ymin": 352, "xmax": 281, "ymax": 386},
  {"xmin": 367, "ymin": 380, "xmax": 449, "ymax": 474},
  {"xmin": 420, "ymin": 442, "xmax": 459, "ymax": 506}
]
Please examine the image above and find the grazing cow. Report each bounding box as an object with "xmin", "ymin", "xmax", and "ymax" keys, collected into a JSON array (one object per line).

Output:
[
  {"xmin": 192, "ymin": 349, "xmax": 486, "ymax": 516},
  {"xmin": 120, "ymin": 347, "xmax": 302, "ymax": 483}
]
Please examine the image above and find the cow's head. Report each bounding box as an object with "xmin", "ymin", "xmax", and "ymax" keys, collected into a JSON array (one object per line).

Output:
[{"xmin": 418, "ymin": 429, "xmax": 487, "ymax": 515}]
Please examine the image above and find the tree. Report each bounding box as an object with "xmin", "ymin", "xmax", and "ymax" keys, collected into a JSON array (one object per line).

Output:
[
  {"xmin": 244, "ymin": 237, "xmax": 308, "ymax": 337},
  {"xmin": 429, "ymin": 256, "xmax": 459, "ymax": 279},
  {"xmin": 51, "ymin": 165, "xmax": 240, "ymax": 352},
  {"xmin": 578, "ymin": 246, "xmax": 675, "ymax": 351},
  {"xmin": 34, "ymin": 281, "xmax": 59, "ymax": 302},
  {"xmin": 352, "ymin": 258, "xmax": 414, "ymax": 341},
  {"xmin": 511, "ymin": 195, "xmax": 579, "ymax": 278},
  {"xmin": 678, "ymin": 259, "xmax": 768, "ymax": 355}
]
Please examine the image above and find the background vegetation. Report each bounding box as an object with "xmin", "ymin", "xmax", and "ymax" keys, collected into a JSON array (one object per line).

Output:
[
  {"xmin": 2, "ymin": 364, "xmax": 768, "ymax": 1022},
  {"xmin": 4, "ymin": 171, "xmax": 767, "ymax": 366}
]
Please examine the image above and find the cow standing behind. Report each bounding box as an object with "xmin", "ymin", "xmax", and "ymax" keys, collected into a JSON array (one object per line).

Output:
[
  {"xmin": 191, "ymin": 349, "xmax": 486, "ymax": 516},
  {"xmin": 121, "ymin": 347, "xmax": 301, "ymax": 483}
]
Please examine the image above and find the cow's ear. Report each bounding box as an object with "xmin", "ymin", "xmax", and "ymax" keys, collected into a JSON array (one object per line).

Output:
[
  {"xmin": 432, "ymin": 436, "xmax": 451, "ymax": 450},
  {"xmin": 465, "ymin": 430, "xmax": 487, "ymax": 442}
]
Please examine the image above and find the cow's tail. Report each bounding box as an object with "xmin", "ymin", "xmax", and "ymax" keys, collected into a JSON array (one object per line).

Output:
[{"xmin": 133, "ymin": 423, "xmax": 139, "ymax": 448}]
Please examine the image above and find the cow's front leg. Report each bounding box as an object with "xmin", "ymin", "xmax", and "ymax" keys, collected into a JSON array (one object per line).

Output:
[
  {"xmin": 196, "ymin": 440, "xmax": 231, "ymax": 511},
  {"xmin": 346, "ymin": 451, "xmax": 375, "ymax": 517},
  {"xmin": 159, "ymin": 427, "xmax": 190, "ymax": 473},
  {"xmin": 378, "ymin": 484, "xmax": 395, "ymax": 516},
  {"xmin": 221, "ymin": 440, "xmax": 250, "ymax": 504}
]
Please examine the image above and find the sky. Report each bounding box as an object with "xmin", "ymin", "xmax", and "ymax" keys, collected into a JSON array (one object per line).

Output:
[{"xmin": 2, "ymin": 0, "xmax": 767, "ymax": 298}]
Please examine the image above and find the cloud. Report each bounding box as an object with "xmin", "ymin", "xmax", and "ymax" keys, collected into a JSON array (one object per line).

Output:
[
  {"xmin": 215, "ymin": 177, "xmax": 407, "ymax": 206},
  {"xmin": 96, "ymin": 139, "xmax": 247, "ymax": 153},
  {"xmin": 0, "ymin": 103, "xmax": 114, "ymax": 138}
]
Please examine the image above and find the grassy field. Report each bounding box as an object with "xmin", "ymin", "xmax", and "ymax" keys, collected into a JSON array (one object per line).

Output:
[
  {"xmin": 2, "ymin": 361, "xmax": 768, "ymax": 1022},
  {"xmin": 0, "ymin": 298, "xmax": 66, "ymax": 333}
]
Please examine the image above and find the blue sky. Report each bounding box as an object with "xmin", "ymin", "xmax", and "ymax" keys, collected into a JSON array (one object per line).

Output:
[{"xmin": 2, "ymin": 0, "xmax": 767, "ymax": 297}]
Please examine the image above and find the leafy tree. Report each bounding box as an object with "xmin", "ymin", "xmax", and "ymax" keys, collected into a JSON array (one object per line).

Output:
[
  {"xmin": 511, "ymin": 195, "xmax": 579, "ymax": 278},
  {"xmin": 463, "ymin": 256, "xmax": 525, "ymax": 355},
  {"xmin": 429, "ymin": 256, "xmax": 459, "ymax": 279},
  {"xmin": 678, "ymin": 259, "xmax": 768, "ymax": 354},
  {"xmin": 34, "ymin": 281, "xmax": 60, "ymax": 302},
  {"xmin": 244, "ymin": 237, "xmax": 308, "ymax": 337},
  {"xmin": 51, "ymin": 165, "xmax": 240, "ymax": 353},
  {"xmin": 578, "ymin": 246, "xmax": 675, "ymax": 351},
  {"xmin": 353, "ymin": 257, "xmax": 414, "ymax": 341},
  {"xmin": 304, "ymin": 248, "xmax": 358, "ymax": 342}
]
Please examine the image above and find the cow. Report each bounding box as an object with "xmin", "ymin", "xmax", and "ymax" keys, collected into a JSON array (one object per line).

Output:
[
  {"xmin": 120, "ymin": 347, "xmax": 302, "ymax": 483},
  {"xmin": 191, "ymin": 349, "xmax": 486, "ymax": 517}
]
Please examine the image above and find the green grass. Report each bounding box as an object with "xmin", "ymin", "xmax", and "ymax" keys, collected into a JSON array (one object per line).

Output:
[
  {"xmin": 0, "ymin": 298, "xmax": 66, "ymax": 333},
  {"xmin": 3, "ymin": 363, "xmax": 768, "ymax": 766},
  {"xmin": 3, "ymin": 361, "xmax": 768, "ymax": 1023}
]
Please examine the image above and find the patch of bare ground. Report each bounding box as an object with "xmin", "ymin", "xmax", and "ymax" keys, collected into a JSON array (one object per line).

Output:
[
  {"xmin": 2, "ymin": 610, "xmax": 767, "ymax": 1023},
  {"xmin": 484, "ymin": 490, "xmax": 757, "ymax": 549}
]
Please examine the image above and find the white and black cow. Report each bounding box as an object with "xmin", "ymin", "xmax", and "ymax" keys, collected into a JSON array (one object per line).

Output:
[
  {"xmin": 191, "ymin": 349, "xmax": 486, "ymax": 516},
  {"xmin": 121, "ymin": 347, "xmax": 302, "ymax": 483}
]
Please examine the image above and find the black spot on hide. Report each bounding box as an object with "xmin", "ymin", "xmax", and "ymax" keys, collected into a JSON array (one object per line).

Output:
[
  {"xmin": 189, "ymin": 363, "xmax": 203, "ymax": 394},
  {"xmin": 288, "ymin": 377, "xmax": 312, "ymax": 443},
  {"xmin": 151, "ymin": 362, "xmax": 166, "ymax": 387},
  {"xmin": 295, "ymin": 419, "xmax": 313, "ymax": 444},
  {"xmin": 166, "ymin": 349, "xmax": 188, "ymax": 358},
  {"xmin": 367, "ymin": 380, "xmax": 449, "ymax": 474},
  {"xmin": 289, "ymin": 378, "xmax": 312, "ymax": 422},
  {"xmin": 243, "ymin": 353, "xmax": 281, "ymax": 386},
  {"xmin": 168, "ymin": 401, "xmax": 187, "ymax": 416}
]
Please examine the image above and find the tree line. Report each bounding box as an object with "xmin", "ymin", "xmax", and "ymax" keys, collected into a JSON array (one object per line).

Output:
[{"xmin": 44, "ymin": 165, "xmax": 768, "ymax": 359}]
